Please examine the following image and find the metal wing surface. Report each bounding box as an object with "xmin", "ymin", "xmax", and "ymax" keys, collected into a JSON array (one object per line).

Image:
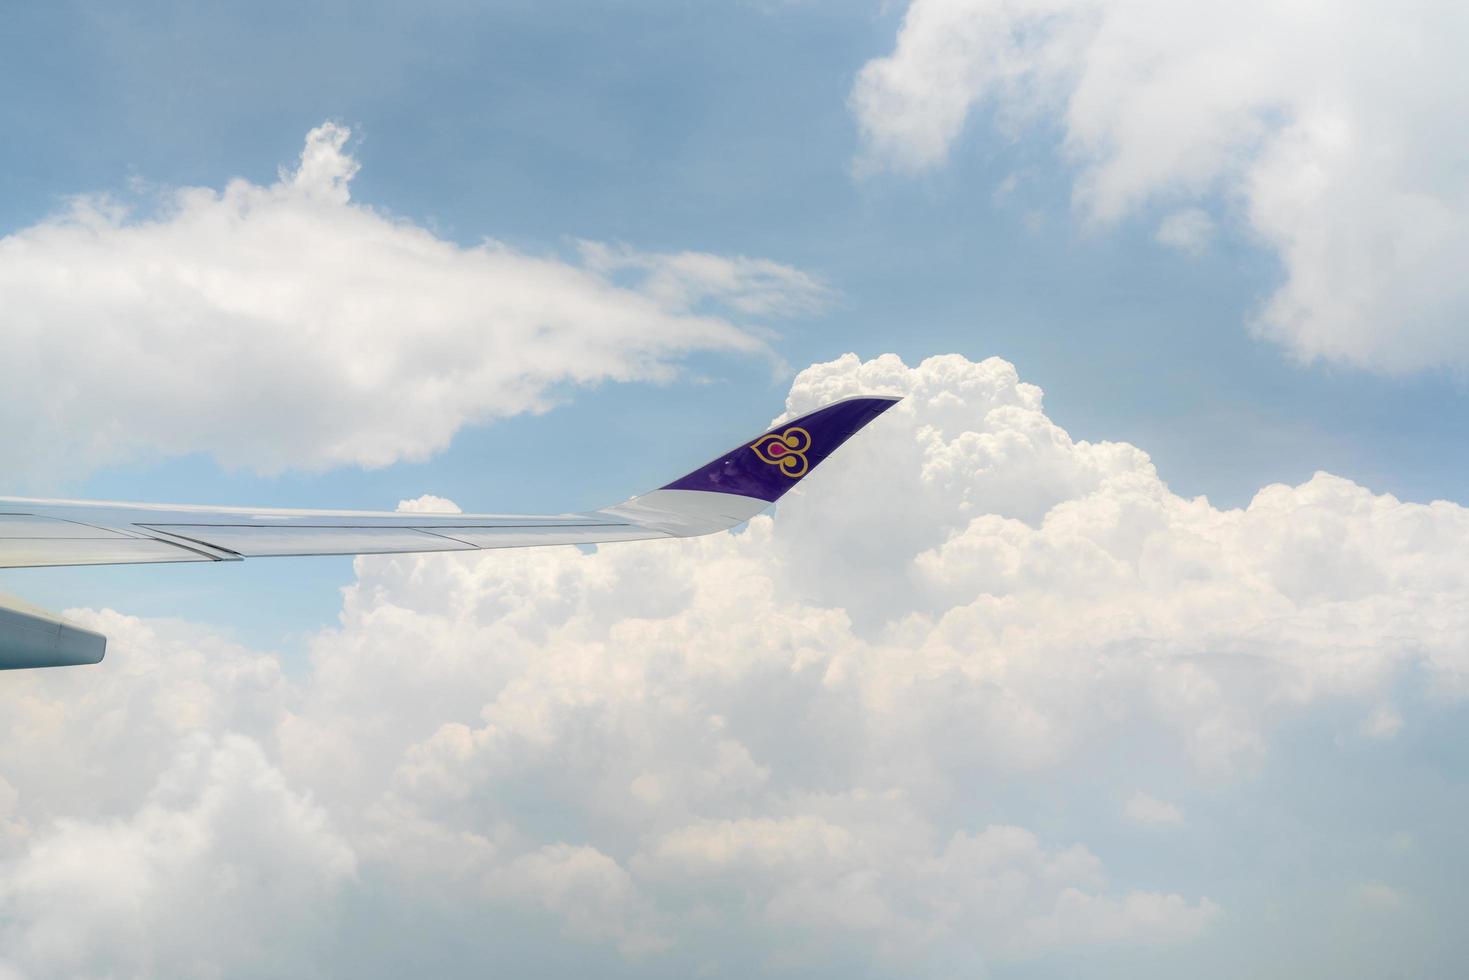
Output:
[
  {"xmin": 0, "ymin": 396, "xmax": 900, "ymax": 667},
  {"xmin": 0, "ymin": 501, "xmax": 674, "ymax": 568}
]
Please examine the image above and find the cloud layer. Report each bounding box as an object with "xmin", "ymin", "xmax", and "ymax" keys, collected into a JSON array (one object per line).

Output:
[
  {"xmin": 852, "ymin": 0, "xmax": 1469, "ymax": 372},
  {"xmin": 0, "ymin": 123, "xmax": 824, "ymax": 481},
  {"xmin": 2, "ymin": 352, "xmax": 1467, "ymax": 976}
]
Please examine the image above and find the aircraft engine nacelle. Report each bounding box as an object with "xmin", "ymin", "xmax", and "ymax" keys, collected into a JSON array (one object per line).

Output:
[{"xmin": 0, "ymin": 593, "xmax": 106, "ymax": 669}]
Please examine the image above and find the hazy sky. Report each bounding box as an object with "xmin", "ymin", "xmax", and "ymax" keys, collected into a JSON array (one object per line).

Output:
[{"xmin": 1, "ymin": 2, "xmax": 1467, "ymax": 977}]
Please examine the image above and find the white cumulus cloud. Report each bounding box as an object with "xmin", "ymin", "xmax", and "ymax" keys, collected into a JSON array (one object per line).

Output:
[
  {"xmin": 0, "ymin": 734, "xmax": 353, "ymax": 978},
  {"xmin": 0, "ymin": 123, "xmax": 828, "ymax": 482},
  {"xmin": 852, "ymin": 0, "xmax": 1469, "ymax": 372},
  {"xmin": 3, "ymin": 353, "xmax": 1469, "ymax": 975}
]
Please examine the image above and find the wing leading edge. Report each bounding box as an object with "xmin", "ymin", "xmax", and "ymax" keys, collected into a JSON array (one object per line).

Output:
[{"xmin": 0, "ymin": 396, "xmax": 900, "ymax": 667}]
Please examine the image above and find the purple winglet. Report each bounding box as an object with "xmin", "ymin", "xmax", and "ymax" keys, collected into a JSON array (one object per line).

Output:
[{"xmin": 660, "ymin": 395, "xmax": 901, "ymax": 503}]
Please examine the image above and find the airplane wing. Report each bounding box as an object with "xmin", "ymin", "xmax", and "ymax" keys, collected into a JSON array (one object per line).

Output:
[{"xmin": 0, "ymin": 395, "xmax": 899, "ymax": 668}]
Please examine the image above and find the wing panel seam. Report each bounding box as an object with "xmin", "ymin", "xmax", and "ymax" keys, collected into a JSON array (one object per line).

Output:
[{"xmin": 134, "ymin": 527, "xmax": 244, "ymax": 561}]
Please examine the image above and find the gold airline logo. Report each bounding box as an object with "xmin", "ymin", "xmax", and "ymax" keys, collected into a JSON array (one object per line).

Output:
[{"xmin": 750, "ymin": 426, "xmax": 813, "ymax": 478}]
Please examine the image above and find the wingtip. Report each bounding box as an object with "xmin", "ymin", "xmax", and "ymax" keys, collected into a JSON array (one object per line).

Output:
[{"xmin": 659, "ymin": 394, "xmax": 902, "ymax": 503}]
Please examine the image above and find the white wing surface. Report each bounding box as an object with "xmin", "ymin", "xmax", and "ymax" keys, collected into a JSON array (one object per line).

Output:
[
  {"xmin": 0, "ymin": 495, "xmax": 710, "ymax": 568},
  {"xmin": 0, "ymin": 396, "xmax": 900, "ymax": 667}
]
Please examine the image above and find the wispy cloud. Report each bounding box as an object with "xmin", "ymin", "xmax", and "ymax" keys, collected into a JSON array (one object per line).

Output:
[
  {"xmin": 0, "ymin": 123, "xmax": 798, "ymax": 482},
  {"xmin": 1125, "ymin": 792, "xmax": 1185, "ymax": 828}
]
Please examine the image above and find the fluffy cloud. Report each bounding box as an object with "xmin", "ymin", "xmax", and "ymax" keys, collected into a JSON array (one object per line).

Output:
[
  {"xmin": 0, "ymin": 734, "xmax": 352, "ymax": 978},
  {"xmin": 0, "ymin": 123, "xmax": 826, "ymax": 482},
  {"xmin": 5, "ymin": 352, "xmax": 1469, "ymax": 975},
  {"xmin": 852, "ymin": 0, "xmax": 1469, "ymax": 372}
]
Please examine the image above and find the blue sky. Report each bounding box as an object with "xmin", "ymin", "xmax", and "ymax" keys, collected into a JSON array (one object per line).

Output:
[
  {"xmin": 2, "ymin": 2, "xmax": 1469, "ymax": 977},
  {"xmin": 5, "ymin": 0, "xmax": 1467, "ymax": 649},
  {"xmin": 6, "ymin": 0, "xmax": 1466, "ymax": 498}
]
